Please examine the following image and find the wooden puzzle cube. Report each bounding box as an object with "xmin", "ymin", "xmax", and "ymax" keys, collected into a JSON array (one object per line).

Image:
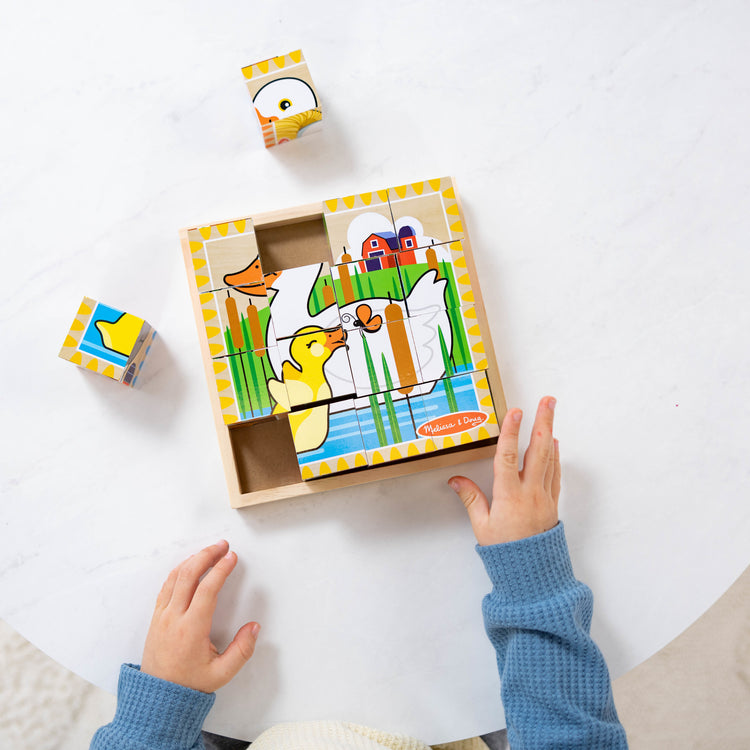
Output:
[
  {"xmin": 59, "ymin": 297, "xmax": 155, "ymax": 387},
  {"xmin": 201, "ymin": 286, "xmax": 271, "ymax": 360},
  {"xmin": 330, "ymin": 258, "xmax": 408, "ymax": 325},
  {"xmin": 188, "ymin": 219, "xmax": 263, "ymax": 294},
  {"xmin": 396, "ymin": 240, "xmax": 472, "ymax": 316},
  {"xmin": 408, "ymin": 306, "xmax": 488, "ymax": 380},
  {"xmin": 242, "ymin": 50, "xmax": 322, "ymax": 148},
  {"xmin": 263, "ymin": 263, "xmax": 340, "ymax": 340},
  {"xmin": 210, "ymin": 346, "xmax": 284, "ymax": 424},
  {"xmin": 323, "ymin": 189, "xmax": 396, "ymax": 264},
  {"xmin": 387, "ymin": 178, "xmax": 464, "ymax": 249},
  {"xmin": 345, "ymin": 318, "xmax": 421, "ymax": 398},
  {"xmin": 355, "ymin": 387, "xmax": 430, "ymax": 463},
  {"xmin": 273, "ymin": 326, "xmax": 354, "ymax": 410},
  {"xmin": 294, "ymin": 398, "xmax": 368, "ymax": 480}
]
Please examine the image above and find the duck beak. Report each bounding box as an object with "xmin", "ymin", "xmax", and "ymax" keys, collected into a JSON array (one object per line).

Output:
[
  {"xmin": 255, "ymin": 109, "xmax": 279, "ymax": 124},
  {"xmin": 324, "ymin": 327, "xmax": 347, "ymax": 352},
  {"xmin": 223, "ymin": 257, "xmax": 270, "ymax": 296}
]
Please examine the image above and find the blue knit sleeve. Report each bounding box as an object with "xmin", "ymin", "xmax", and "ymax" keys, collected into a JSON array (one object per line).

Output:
[
  {"xmin": 90, "ymin": 664, "xmax": 215, "ymax": 750},
  {"xmin": 476, "ymin": 523, "xmax": 628, "ymax": 749}
]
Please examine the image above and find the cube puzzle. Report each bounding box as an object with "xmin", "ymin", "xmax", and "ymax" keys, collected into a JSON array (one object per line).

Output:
[
  {"xmin": 59, "ymin": 297, "xmax": 155, "ymax": 386},
  {"xmin": 242, "ymin": 50, "xmax": 322, "ymax": 148},
  {"xmin": 182, "ymin": 177, "xmax": 501, "ymax": 494}
]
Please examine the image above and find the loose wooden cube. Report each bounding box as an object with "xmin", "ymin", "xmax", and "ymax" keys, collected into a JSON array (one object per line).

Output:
[
  {"xmin": 58, "ymin": 297, "xmax": 155, "ymax": 387},
  {"xmin": 241, "ymin": 50, "xmax": 322, "ymax": 148}
]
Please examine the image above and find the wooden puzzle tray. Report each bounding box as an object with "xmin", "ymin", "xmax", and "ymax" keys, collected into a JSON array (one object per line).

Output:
[{"xmin": 179, "ymin": 178, "xmax": 507, "ymax": 508}]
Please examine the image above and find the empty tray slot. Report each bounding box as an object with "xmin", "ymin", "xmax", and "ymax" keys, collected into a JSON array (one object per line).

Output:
[
  {"xmin": 229, "ymin": 415, "xmax": 302, "ymax": 494},
  {"xmin": 256, "ymin": 217, "xmax": 332, "ymax": 273}
]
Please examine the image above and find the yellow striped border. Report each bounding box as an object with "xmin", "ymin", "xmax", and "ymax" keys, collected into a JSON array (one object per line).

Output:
[
  {"xmin": 323, "ymin": 188, "xmax": 392, "ymax": 214},
  {"xmin": 58, "ymin": 296, "xmax": 95, "ymax": 358},
  {"xmin": 300, "ymin": 449, "xmax": 369, "ymax": 480},
  {"xmin": 210, "ymin": 357, "xmax": 241, "ymax": 425},
  {"xmin": 241, "ymin": 49, "xmax": 305, "ymax": 80},
  {"xmin": 367, "ymin": 435, "xmax": 440, "ymax": 466}
]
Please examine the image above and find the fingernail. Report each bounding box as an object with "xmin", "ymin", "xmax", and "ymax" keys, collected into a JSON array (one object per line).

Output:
[
  {"xmin": 513, "ymin": 410, "xmax": 522, "ymax": 422},
  {"xmin": 251, "ymin": 623, "xmax": 261, "ymax": 638},
  {"xmin": 448, "ymin": 479, "xmax": 459, "ymax": 492},
  {"xmin": 548, "ymin": 398, "xmax": 556, "ymax": 411}
]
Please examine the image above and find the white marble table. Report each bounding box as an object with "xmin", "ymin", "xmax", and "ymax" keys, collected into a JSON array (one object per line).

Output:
[{"xmin": 1, "ymin": 0, "xmax": 749, "ymax": 743}]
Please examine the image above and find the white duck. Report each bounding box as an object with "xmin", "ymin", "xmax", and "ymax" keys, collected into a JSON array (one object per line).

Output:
[{"xmin": 266, "ymin": 264, "xmax": 450, "ymax": 405}]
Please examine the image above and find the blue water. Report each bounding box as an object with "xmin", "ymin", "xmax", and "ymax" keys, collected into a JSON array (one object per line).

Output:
[
  {"xmin": 298, "ymin": 371, "xmax": 481, "ymax": 463},
  {"xmin": 422, "ymin": 373, "xmax": 480, "ymax": 419},
  {"xmin": 357, "ymin": 394, "xmax": 426, "ymax": 451},
  {"xmin": 298, "ymin": 407, "xmax": 365, "ymax": 464},
  {"xmin": 240, "ymin": 404, "xmax": 274, "ymax": 420}
]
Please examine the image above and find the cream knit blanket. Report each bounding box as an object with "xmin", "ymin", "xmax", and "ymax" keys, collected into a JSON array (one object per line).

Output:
[{"xmin": 251, "ymin": 722, "xmax": 490, "ymax": 750}]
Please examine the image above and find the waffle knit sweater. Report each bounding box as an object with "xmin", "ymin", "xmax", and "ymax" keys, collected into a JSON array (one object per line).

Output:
[{"xmin": 90, "ymin": 523, "xmax": 627, "ymax": 749}]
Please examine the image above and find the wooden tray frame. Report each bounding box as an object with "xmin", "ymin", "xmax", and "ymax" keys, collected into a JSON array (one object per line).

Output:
[{"xmin": 179, "ymin": 182, "xmax": 507, "ymax": 508}]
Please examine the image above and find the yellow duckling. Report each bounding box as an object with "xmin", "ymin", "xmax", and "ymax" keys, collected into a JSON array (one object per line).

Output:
[{"xmin": 268, "ymin": 326, "xmax": 347, "ymax": 453}]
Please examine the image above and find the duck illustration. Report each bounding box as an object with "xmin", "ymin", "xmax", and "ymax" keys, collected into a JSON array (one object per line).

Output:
[
  {"xmin": 252, "ymin": 78, "xmax": 322, "ymax": 143},
  {"xmin": 224, "ymin": 258, "xmax": 452, "ymax": 405},
  {"xmin": 268, "ymin": 326, "xmax": 347, "ymax": 452}
]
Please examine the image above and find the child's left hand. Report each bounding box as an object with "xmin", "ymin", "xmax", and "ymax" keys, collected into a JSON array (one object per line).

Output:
[{"xmin": 140, "ymin": 540, "xmax": 260, "ymax": 693}]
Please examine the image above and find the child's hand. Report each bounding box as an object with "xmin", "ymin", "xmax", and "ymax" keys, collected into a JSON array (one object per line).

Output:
[
  {"xmin": 140, "ymin": 540, "xmax": 260, "ymax": 693},
  {"xmin": 449, "ymin": 396, "xmax": 560, "ymax": 546}
]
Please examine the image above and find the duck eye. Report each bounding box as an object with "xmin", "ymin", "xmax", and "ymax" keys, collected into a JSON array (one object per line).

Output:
[
  {"xmin": 279, "ymin": 99, "xmax": 292, "ymax": 111},
  {"xmin": 306, "ymin": 341, "xmax": 314, "ymax": 348}
]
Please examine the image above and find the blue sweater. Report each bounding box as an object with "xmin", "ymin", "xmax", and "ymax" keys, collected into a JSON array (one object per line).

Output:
[
  {"xmin": 91, "ymin": 523, "xmax": 627, "ymax": 749},
  {"xmin": 476, "ymin": 523, "xmax": 627, "ymax": 748}
]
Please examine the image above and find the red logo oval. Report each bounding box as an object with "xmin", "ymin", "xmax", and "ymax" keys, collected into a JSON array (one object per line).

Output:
[{"xmin": 417, "ymin": 411, "xmax": 488, "ymax": 438}]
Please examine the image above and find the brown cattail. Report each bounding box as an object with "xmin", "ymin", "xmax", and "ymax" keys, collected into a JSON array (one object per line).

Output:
[
  {"xmin": 426, "ymin": 246, "xmax": 440, "ymax": 278},
  {"xmin": 338, "ymin": 263, "xmax": 355, "ymax": 304},
  {"xmin": 246, "ymin": 302, "xmax": 264, "ymax": 355},
  {"xmin": 322, "ymin": 279, "xmax": 336, "ymax": 309},
  {"xmin": 385, "ymin": 297, "xmax": 416, "ymax": 394},
  {"xmin": 225, "ymin": 295, "xmax": 245, "ymax": 350}
]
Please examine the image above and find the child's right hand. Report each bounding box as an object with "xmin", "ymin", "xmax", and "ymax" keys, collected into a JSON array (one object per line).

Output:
[
  {"xmin": 140, "ymin": 540, "xmax": 260, "ymax": 693},
  {"xmin": 448, "ymin": 396, "xmax": 560, "ymax": 546}
]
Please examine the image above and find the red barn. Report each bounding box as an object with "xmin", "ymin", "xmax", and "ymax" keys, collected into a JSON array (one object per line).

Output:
[{"xmin": 359, "ymin": 226, "xmax": 418, "ymax": 271}]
